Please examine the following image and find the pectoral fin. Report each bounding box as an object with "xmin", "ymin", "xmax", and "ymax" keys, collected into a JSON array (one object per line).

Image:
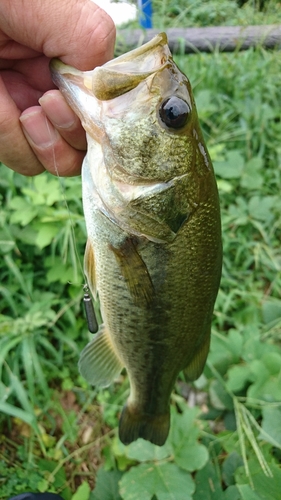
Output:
[
  {"xmin": 183, "ymin": 333, "xmax": 210, "ymax": 381},
  {"xmin": 109, "ymin": 237, "xmax": 154, "ymax": 308},
  {"xmin": 78, "ymin": 326, "xmax": 123, "ymax": 387},
  {"xmin": 84, "ymin": 239, "xmax": 97, "ymax": 298}
]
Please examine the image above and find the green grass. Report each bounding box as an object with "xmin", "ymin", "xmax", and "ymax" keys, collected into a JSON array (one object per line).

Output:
[{"xmin": 1, "ymin": 1, "xmax": 281, "ymax": 499}]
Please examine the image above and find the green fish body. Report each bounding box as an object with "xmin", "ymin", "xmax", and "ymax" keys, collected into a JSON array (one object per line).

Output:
[{"xmin": 50, "ymin": 33, "xmax": 222, "ymax": 446}]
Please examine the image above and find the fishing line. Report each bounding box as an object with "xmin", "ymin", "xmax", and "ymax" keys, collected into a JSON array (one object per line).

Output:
[{"xmin": 45, "ymin": 116, "xmax": 98, "ymax": 333}]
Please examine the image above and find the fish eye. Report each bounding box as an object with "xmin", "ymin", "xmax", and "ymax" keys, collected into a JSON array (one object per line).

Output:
[{"xmin": 159, "ymin": 96, "xmax": 190, "ymax": 129}]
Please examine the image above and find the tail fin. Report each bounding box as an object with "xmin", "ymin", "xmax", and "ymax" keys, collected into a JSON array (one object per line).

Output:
[{"xmin": 119, "ymin": 404, "xmax": 170, "ymax": 446}]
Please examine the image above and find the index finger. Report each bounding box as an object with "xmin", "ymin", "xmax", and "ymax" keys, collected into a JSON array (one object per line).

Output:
[
  {"xmin": 0, "ymin": 0, "xmax": 116, "ymax": 69},
  {"xmin": 0, "ymin": 76, "xmax": 44, "ymax": 175}
]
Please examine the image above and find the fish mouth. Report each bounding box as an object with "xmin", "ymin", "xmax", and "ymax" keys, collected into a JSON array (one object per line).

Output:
[
  {"xmin": 87, "ymin": 33, "xmax": 171, "ymax": 100},
  {"xmin": 101, "ymin": 32, "xmax": 170, "ymax": 74},
  {"xmin": 51, "ymin": 33, "xmax": 172, "ymax": 102}
]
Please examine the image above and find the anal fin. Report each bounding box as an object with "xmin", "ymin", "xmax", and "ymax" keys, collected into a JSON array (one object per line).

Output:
[
  {"xmin": 183, "ymin": 332, "xmax": 210, "ymax": 382},
  {"xmin": 78, "ymin": 326, "xmax": 123, "ymax": 387}
]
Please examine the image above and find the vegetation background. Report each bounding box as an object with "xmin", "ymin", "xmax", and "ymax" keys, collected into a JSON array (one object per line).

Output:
[{"xmin": 1, "ymin": 0, "xmax": 281, "ymax": 498}]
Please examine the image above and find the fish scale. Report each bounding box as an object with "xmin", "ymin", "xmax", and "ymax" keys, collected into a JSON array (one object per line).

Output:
[{"xmin": 50, "ymin": 32, "xmax": 222, "ymax": 446}]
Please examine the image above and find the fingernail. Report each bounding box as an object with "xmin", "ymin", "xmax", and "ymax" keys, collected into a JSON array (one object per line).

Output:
[
  {"xmin": 20, "ymin": 111, "xmax": 58, "ymax": 148},
  {"xmin": 39, "ymin": 93, "xmax": 76, "ymax": 129}
]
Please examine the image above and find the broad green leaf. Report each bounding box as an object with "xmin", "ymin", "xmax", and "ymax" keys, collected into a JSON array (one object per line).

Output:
[
  {"xmin": 217, "ymin": 431, "xmax": 240, "ymax": 457},
  {"xmin": 262, "ymin": 352, "xmax": 281, "ymax": 376},
  {"xmin": 222, "ymin": 452, "xmax": 244, "ymax": 487},
  {"xmin": 236, "ymin": 485, "xmax": 261, "ymax": 500},
  {"xmin": 34, "ymin": 223, "xmax": 59, "ymax": 249},
  {"xmin": 227, "ymin": 330, "xmax": 243, "ymax": 358},
  {"xmin": 235, "ymin": 460, "xmax": 281, "ymax": 500},
  {"xmin": 209, "ymin": 380, "xmax": 233, "ymax": 411},
  {"xmin": 21, "ymin": 174, "xmax": 62, "ymax": 206},
  {"xmin": 248, "ymin": 359, "xmax": 270, "ymax": 384},
  {"xmin": 214, "ymin": 150, "xmax": 244, "ymax": 179},
  {"xmin": 169, "ymin": 407, "xmax": 208, "ymax": 471},
  {"xmin": 226, "ymin": 365, "xmax": 251, "ymax": 393},
  {"xmin": 195, "ymin": 89, "xmax": 217, "ymax": 118},
  {"xmin": 125, "ymin": 438, "xmax": 172, "ymax": 462},
  {"xmin": 208, "ymin": 330, "xmax": 242, "ymax": 375},
  {"xmin": 23, "ymin": 185, "xmax": 46, "ymax": 205},
  {"xmin": 9, "ymin": 196, "xmax": 38, "ymax": 225},
  {"xmin": 249, "ymin": 464, "xmax": 281, "ymax": 500},
  {"xmin": 90, "ymin": 469, "xmax": 123, "ymax": 500},
  {"xmin": 224, "ymin": 485, "xmax": 243, "ymax": 500},
  {"xmin": 33, "ymin": 173, "xmax": 62, "ymax": 205},
  {"xmin": 72, "ymin": 481, "xmax": 90, "ymax": 500},
  {"xmin": 217, "ymin": 179, "xmax": 233, "ymax": 193},
  {"xmin": 240, "ymin": 157, "xmax": 263, "ymax": 190},
  {"xmin": 228, "ymin": 196, "xmax": 248, "ymax": 223},
  {"xmin": 242, "ymin": 336, "xmax": 275, "ymax": 364},
  {"xmin": 170, "ymin": 406, "xmax": 200, "ymax": 444},
  {"xmin": 0, "ymin": 231, "xmax": 15, "ymax": 254},
  {"xmin": 208, "ymin": 143, "xmax": 225, "ymax": 162},
  {"xmin": 262, "ymin": 300, "xmax": 281, "ymax": 324},
  {"xmin": 46, "ymin": 263, "xmax": 75, "ymax": 284},
  {"xmin": 38, "ymin": 459, "xmax": 67, "ymax": 490},
  {"xmin": 111, "ymin": 438, "xmax": 138, "ymax": 471},
  {"xmin": 248, "ymin": 195, "xmax": 276, "ymax": 223},
  {"xmin": 37, "ymin": 479, "xmax": 50, "ymax": 493},
  {"xmin": 194, "ymin": 461, "xmax": 224, "ymax": 500},
  {"xmin": 260, "ymin": 406, "xmax": 281, "ymax": 447},
  {"xmin": 247, "ymin": 358, "xmax": 281, "ymax": 400},
  {"xmin": 119, "ymin": 463, "xmax": 195, "ymax": 500},
  {"xmin": 174, "ymin": 442, "xmax": 209, "ymax": 473},
  {"xmin": 17, "ymin": 225, "xmax": 38, "ymax": 245}
]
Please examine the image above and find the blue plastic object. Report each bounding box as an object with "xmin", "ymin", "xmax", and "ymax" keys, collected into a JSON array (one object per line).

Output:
[{"xmin": 138, "ymin": 0, "xmax": 153, "ymax": 28}]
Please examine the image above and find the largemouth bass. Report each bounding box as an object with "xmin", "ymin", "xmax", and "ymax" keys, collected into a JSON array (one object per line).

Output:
[{"xmin": 50, "ymin": 33, "xmax": 222, "ymax": 446}]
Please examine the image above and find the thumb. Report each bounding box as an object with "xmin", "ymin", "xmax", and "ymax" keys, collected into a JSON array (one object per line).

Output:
[{"xmin": 0, "ymin": 0, "xmax": 116, "ymax": 69}]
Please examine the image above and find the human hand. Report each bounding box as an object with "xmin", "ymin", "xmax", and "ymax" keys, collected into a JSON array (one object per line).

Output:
[{"xmin": 0, "ymin": 0, "xmax": 115, "ymax": 176}]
